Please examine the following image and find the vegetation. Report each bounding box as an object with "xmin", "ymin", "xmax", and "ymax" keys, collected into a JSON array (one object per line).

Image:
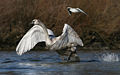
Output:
[{"xmin": 0, "ymin": 0, "xmax": 120, "ymax": 50}]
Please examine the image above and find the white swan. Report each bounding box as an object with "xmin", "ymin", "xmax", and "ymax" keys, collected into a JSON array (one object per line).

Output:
[
  {"xmin": 67, "ymin": 7, "xmax": 87, "ymax": 16},
  {"xmin": 16, "ymin": 19, "xmax": 84, "ymax": 61}
]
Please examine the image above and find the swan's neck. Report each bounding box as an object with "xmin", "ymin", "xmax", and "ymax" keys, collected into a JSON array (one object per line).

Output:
[{"xmin": 39, "ymin": 23, "xmax": 52, "ymax": 46}]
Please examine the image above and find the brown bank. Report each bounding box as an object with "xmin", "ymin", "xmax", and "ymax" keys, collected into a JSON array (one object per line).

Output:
[{"xmin": 0, "ymin": 0, "xmax": 120, "ymax": 50}]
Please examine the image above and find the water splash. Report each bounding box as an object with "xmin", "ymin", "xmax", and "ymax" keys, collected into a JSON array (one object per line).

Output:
[{"xmin": 99, "ymin": 52, "xmax": 119, "ymax": 62}]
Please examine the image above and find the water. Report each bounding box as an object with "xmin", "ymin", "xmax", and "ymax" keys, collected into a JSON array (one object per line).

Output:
[
  {"xmin": 0, "ymin": 50, "xmax": 120, "ymax": 75},
  {"xmin": 99, "ymin": 52, "xmax": 119, "ymax": 62}
]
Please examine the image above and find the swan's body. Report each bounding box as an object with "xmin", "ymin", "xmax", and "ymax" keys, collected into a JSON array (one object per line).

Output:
[
  {"xmin": 16, "ymin": 19, "xmax": 83, "ymax": 61},
  {"xmin": 67, "ymin": 7, "xmax": 87, "ymax": 16}
]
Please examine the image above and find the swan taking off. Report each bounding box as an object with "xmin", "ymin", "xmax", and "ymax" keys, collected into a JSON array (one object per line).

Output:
[
  {"xmin": 16, "ymin": 19, "xmax": 84, "ymax": 61},
  {"xmin": 67, "ymin": 7, "xmax": 87, "ymax": 16}
]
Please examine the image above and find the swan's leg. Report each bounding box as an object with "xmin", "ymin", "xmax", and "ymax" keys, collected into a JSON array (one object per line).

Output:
[
  {"xmin": 67, "ymin": 51, "xmax": 73, "ymax": 61},
  {"xmin": 67, "ymin": 47, "xmax": 76, "ymax": 61}
]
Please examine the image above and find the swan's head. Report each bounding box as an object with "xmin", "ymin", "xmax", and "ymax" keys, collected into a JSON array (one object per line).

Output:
[{"xmin": 31, "ymin": 19, "xmax": 40, "ymax": 25}]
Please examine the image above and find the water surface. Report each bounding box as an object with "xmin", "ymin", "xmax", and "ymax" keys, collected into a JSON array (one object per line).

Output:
[{"xmin": 0, "ymin": 50, "xmax": 120, "ymax": 75}]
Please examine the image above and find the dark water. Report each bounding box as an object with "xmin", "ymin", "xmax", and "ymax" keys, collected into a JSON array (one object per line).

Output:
[{"xmin": 0, "ymin": 50, "xmax": 120, "ymax": 75}]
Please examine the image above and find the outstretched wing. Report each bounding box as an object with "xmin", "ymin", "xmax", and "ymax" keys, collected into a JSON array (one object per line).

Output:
[
  {"xmin": 77, "ymin": 8, "xmax": 87, "ymax": 15},
  {"xmin": 50, "ymin": 24, "xmax": 83, "ymax": 50},
  {"xmin": 16, "ymin": 25, "xmax": 46, "ymax": 55}
]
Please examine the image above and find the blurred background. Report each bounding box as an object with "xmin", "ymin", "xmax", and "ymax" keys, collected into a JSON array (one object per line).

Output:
[{"xmin": 0, "ymin": 0, "xmax": 120, "ymax": 50}]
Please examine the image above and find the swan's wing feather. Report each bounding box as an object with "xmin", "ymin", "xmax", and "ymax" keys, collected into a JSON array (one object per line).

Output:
[
  {"xmin": 50, "ymin": 32, "xmax": 69, "ymax": 50},
  {"xmin": 50, "ymin": 24, "xmax": 83, "ymax": 50},
  {"xmin": 16, "ymin": 25, "xmax": 46, "ymax": 55},
  {"xmin": 66, "ymin": 24, "xmax": 83, "ymax": 46},
  {"xmin": 47, "ymin": 29, "xmax": 55, "ymax": 36}
]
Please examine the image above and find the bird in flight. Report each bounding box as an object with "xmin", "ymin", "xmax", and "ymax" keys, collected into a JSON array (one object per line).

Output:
[
  {"xmin": 16, "ymin": 19, "xmax": 84, "ymax": 61},
  {"xmin": 67, "ymin": 7, "xmax": 87, "ymax": 16}
]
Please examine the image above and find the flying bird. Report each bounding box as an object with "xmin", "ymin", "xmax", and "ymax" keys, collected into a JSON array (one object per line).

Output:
[
  {"xmin": 67, "ymin": 7, "xmax": 87, "ymax": 16},
  {"xmin": 16, "ymin": 19, "xmax": 84, "ymax": 61}
]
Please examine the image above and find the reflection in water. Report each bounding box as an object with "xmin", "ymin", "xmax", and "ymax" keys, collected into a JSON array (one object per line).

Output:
[
  {"xmin": 0, "ymin": 51, "xmax": 120, "ymax": 75},
  {"xmin": 99, "ymin": 52, "xmax": 119, "ymax": 62}
]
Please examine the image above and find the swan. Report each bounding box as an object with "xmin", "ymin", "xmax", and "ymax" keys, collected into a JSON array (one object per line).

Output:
[
  {"xmin": 67, "ymin": 7, "xmax": 87, "ymax": 16},
  {"xmin": 16, "ymin": 19, "xmax": 84, "ymax": 61}
]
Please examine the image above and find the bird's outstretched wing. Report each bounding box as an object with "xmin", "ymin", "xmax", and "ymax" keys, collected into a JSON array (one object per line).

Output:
[
  {"xmin": 77, "ymin": 8, "xmax": 87, "ymax": 15},
  {"xmin": 16, "ymin": 25, "xmax": 46, "ymax": 55},
  {"xmin": 50, "ymin": 24, "xmax": 83, "ymax": 50}
]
